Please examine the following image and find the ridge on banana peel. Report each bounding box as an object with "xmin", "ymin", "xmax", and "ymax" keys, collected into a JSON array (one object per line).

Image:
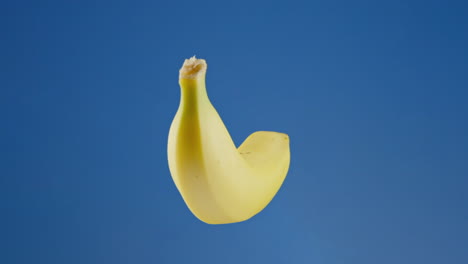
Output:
[{"xmin": 167, "ymin": 57, "xmax": 290, "ymax": 224}]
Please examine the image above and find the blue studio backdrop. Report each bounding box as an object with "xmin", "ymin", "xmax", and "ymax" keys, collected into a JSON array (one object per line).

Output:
[{"xmin": 2, "ymin": 1, "xmax": 468, "ymax": 264}]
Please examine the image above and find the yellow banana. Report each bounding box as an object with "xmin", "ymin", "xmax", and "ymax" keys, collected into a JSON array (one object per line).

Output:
[{"xmin": 167, "ymin": 57, "xmax": 290, "ymax": 224}]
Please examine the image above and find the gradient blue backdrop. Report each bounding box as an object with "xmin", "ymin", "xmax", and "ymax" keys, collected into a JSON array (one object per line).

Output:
[{"xmin": 2, "ymin": 0, "xmax": 468, "ymax": 263}]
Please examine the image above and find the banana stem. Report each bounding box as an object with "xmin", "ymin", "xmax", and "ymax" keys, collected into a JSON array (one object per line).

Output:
[
  {"xmin": 179, "ymin": 56, "xmax": 209, "ymax": 109},
  {"xmin": 179, "ymin": 56, "xmax": 207, "ymax": 80}
]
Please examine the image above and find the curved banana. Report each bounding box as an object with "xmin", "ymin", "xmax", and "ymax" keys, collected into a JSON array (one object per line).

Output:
[{"xmin": 167, "ymin": 57, "xmax": 290, "ymax": 224}]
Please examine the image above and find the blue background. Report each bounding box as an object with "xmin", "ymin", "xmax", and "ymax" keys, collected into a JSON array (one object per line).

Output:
[{"xmin": 2, "ymin": 0, "xmax": 468, "ymax": 263}]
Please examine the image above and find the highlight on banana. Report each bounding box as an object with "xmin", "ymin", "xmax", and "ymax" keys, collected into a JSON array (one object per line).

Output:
[{"xmin": 167, "ymin": 56, "xmax": 290, "ymax": 224}]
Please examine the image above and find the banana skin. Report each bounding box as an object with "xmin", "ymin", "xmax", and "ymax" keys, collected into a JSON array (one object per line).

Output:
[{"xmin": 167, "ymin": 57, "xmax": 290, "ymax": 224}]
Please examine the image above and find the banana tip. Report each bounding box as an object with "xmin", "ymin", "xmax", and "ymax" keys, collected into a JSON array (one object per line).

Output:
[{"xmin": 179, "ymin": 56, "xmax": 207, "ymax": 79}]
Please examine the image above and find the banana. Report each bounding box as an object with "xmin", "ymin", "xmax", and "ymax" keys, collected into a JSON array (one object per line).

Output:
[{"xmin": 167, "ymin": 57, "xmax": 290, "ymax": 224}]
